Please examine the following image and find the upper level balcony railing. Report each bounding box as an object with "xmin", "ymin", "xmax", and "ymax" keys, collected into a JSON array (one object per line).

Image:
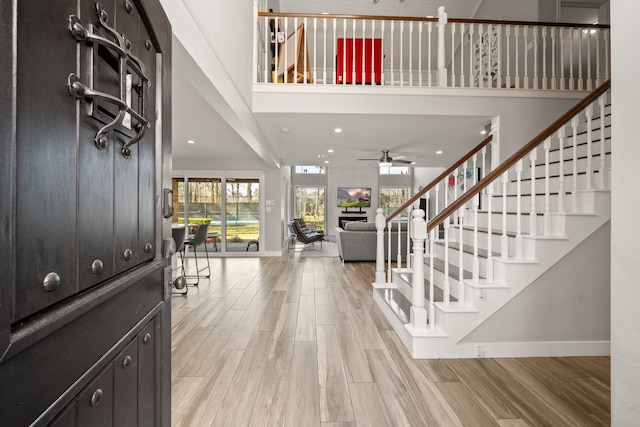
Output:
[{"xmin": 255, "ymin": 7, "xmax": 610, "ymax": 91}]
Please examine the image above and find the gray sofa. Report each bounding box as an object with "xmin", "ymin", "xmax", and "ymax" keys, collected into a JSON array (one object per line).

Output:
[{"xmin": 334, "ymin": 221, "xmax": 409, "ymax": 262}]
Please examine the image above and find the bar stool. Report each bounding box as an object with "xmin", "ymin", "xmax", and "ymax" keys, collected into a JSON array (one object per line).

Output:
[{"xmin": 181, "ymin": 223, "xmax": 211, "ymax": 286}]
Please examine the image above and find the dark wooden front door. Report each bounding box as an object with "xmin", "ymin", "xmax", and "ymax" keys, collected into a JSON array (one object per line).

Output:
[{"xmin": 0, "ymin": 0, "xmax": 172, "ymax": 424}]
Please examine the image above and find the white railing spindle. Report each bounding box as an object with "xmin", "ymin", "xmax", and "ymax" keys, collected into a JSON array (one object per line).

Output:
[
  {"xmin": 529, "ymin": 147, "xmax": 537, "ymax": 237},
  {"xmin": 501, "ymin": 172, "xmax": 509, "ymax": 259},
  {"xmin": 543, "ymin": 137, "xmax": 551, "ymax": 236},
  {"xmin": 571, "ymin": 116, "xmax": 579, "ymax": 212},
  {"xmin": 443, "ymin": 220, "xmax": 451, "ymax": 306},
  {"xmin": 375, "ymin": 208, "xmax": 386, "ymax": 285},
  {"xmin": 437, "ymin": 6, "xmax": 448, "ymax": 87},
  {"xmin": 428, "ymin": 229, "xmax": 436, "ymax": 330},
  {"xmin": 586, "ymin": 103, "xmax": 594, "ymax": 190},
  {"xmin": 515, "ymin": 159, "xmax": 523, "ymax": 258},
  {"xmin": 598, "ymin": 94, "xmax": 606, "ymax": 189},
  {"xmin": 457, "ymin": 207, "xmax": 465, "ymax": 307},
  {"xmin": 558, "ymin": 125, "xmax": 566, "ymax": 214}
]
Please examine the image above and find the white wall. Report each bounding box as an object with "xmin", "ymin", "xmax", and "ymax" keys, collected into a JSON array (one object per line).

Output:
[
  {"xmin": 463, "ymin": 222, "xmax": 610, "ymax": 343},
  {"xmin": 611, "ymin": 1, "xmax": 640, "ymax": 424},
  {"xmin": 473, "ymin": 0, "xmax": 539, "ymax": 21}
]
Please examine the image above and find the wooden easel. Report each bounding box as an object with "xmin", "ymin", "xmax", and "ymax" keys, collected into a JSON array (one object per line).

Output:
[{"xmin": 276, "ymin": 24, "xmax": 314, "ymax": 83}]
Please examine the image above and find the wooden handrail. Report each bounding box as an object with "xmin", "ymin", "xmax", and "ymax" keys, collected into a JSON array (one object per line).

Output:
[
  {"xmin": 386, "ymin": 134, "xmax": 493, "ymax": 222},
  {"xmin": 258, "ymin": 11, "xmax": 610, "ymax": 30},
  {"xmin": 426, "ymin": 79, "xmax": 611, "ymax": 233}
]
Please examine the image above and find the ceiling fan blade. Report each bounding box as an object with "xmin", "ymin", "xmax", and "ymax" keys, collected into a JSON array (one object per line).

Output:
[
  {"xmin": 392, "ymin": 159, "xmax": 413, "ymax": 164},
  {"xmin": 357, "ymin": 158, "xmax": 380, "ymax": 161},
  {"xmin": 393, "ymin": 155, "xmax": 408, "ymax": 160}
]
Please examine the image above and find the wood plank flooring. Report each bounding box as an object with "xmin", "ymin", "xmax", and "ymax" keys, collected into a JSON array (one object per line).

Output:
[{"xmin": 171, "ymin": 254, "xmax": 610, "ymax": 426}]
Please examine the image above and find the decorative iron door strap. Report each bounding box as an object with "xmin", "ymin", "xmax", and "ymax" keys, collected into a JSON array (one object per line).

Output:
[{"xmin": 67, "ymin": 2, "xmax": 149, "ymax": 158}]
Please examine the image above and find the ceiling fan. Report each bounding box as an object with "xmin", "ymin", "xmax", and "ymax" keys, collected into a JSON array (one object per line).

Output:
[{"xmin": 358, "ymin": 150, "xmax": 413, "ymax": 167}]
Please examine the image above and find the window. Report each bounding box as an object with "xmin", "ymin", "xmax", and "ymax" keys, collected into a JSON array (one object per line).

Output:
[
  {"xmin": 379, "ymin": 187, "xmax": 410, "ymax": 216},
  {"xmin": 379, "ymin": 166, "xmax": 411, "ymax": 175},
  {"xmin": 295, "ymin": 165, "xmax": 326, "ymax": 174},
  {"xmin": 294, "ymin": 186, "xmax": 326, "ymax": 231}
]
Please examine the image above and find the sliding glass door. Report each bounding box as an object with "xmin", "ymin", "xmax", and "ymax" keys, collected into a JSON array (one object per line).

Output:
[
  {"xmin": 226, "ymin": 178, "xmax": 260, "ymax": 252},
  {"xmin": 172, "ymin": 174, "xmax": 262, "ymax": 254}
]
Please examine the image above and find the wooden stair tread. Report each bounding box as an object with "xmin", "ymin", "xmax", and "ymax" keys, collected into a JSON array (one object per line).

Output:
[
  {"xmin": 460, "ymin": 226, "xmax": 517, "ymax": 238},
  {"xmin": 434, "ymin": 241, "xmax": 499, "ymax": 258},
  {"xmin": 397, "ymin": 272, "xmax": 458, "ymax": 303},
  {"xmin": 375, "ymin": 288, "xmax": 410, "ymax": 324}
]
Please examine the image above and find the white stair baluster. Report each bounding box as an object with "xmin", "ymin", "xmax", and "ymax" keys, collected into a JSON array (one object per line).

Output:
[
  {"xmin": 486, "ymin": 182, "xmax": 494, "ymax": 281},
  {"xmin": 333, "ymin": 19, "xmax": 337, "ymax": 83},
  {"xmin": 551, "ymin": 27, "xmax": 557, "ymax": 89},
  {"xmin": 322, "ymin": 18, "xmax": 327, "ymax": 85},
  {"xmin": 569, "ymin": 29, "xmax": 575, "ymax": 90},
  {"xmin": 396, "ymin": 219, "xmax": 402, "ymax": 270},
  {"xmin": 443, "ymin": 219, "xmax": 451, "ymax": 306},
  {"xmin": 560, "ymin": 27, "xmax": 566, "ymax": 90},
  {"xmin": 515, "ymin": 159, "xmax": 523, "ymax": 258},
  {"xmin": 400, "ymin": 21, "xmax": 405, "ymax": 86},
  {"xmin": 450, "ymin": 22, "xmax": 455, "ymax": 87},
  {"xmin": 437, "ymin": 6, "xmax": 448, "ymax": 87},
  {"xmin": 371, "ymin": 20, "xmax": 376, "ymax": 85},
  {"xmin": 381, "ymin": 20, "xmax": 386, "ymax": 85},
  {"xmin": 362, "ymin": 20, "xmax": 366, "ymax": 85},
  {"xmin": 533, "ymin": 26, "xmax": 539, "ymax": 89},
  {"xmin": 543, "ymin": 137, "xmax": 551, "ymax": 236},
  {"xmin": 428, "ymin": 21, "xmax": 432, "ymax": 87},
  {"xmin": 351, "ymin": 19, "xmax": 356, "ymax": 85},
  {"xmin": 598, "ymin": 94, "xmax": 606, "ymax": 189},
  {"xmin": 390, "ymin": 21, "xmax": 395, "ymax": 85},
  {"xmin": 419, "ymin": 22, "xmax": 423, "ymax": 86},
  {"xmin": 469, "ymin": 23, "xmax": 475, "ymax": 87},
  {"xmin": 529, "ymin": 147, "xmax": 538, "ymax": 237},
  {"xmin": 515, "ymin": 26, "xmax": 520, "ymax": 89},
  {"xmin": 460, "ymin": 23, "xmax": 465, "ymax": 88},
  {"xmin": 410, "ymin": 210, "xmax": 428, "ymax": 331},
  {"xmin": 505, "ymin": 25, "xmax": 511, "ymax": 89},
  {"xmin": 479, "ymin": 24, "xmax": 484, "ymax": 88},
  {"xmin": 587, "ymin": 27, "xmax": 592, "ymax": 90},
  {"xmin": 595, "ymin": 28, "xmax": 601, "ymax": 85},
  {"xmin": 458, "ymin": 207, "xmax": 465, "ymax": 307},
  {"xmin": 409, "ymin": 21, "xmax": 414, "ymax": 86},
  {"xmin": 428, "ymin": 229, "xmax": 436, "ymax": 330},
  {"xmin": 586, "ymin": 103, "xmax": 594, "ymax": 190},
  {"xmin": 375, "ymin": 208, "xmax": 386, "ymax": 285},
  {"xmin": 501, "ymin": 171, "xmax": 509, "ymax": 259},
  {"xmin": 523, "ymin": 26, "xmax": 529, "ymax": 89},
  {"xmin": 571, "ymin": 116, "xmax": 579, "ymax": 212},
  {"xmin": 558, "ymin": 125, "xmax": 566, "ymax": 214},
  {"xmin": 387, "ymin": 221, "xmax": 391, "ymax": 279},
  {"xmin": 578, "ymin": 29, "xmax": 584, "ymax": 90},
  {"xmin": 541, "ymin": 26, "xmax": 547, "ymax": 89}
]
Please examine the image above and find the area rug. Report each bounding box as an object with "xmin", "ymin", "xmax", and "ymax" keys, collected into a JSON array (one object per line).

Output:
[{"xmin": 295, "ymin": 241, "xmax": 339, "ymax": 258}]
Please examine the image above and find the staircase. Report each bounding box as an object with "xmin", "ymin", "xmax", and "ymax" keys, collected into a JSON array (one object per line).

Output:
[{"xmin": 373, "ymin": 82, "xmax": 611, "ymax": 359}]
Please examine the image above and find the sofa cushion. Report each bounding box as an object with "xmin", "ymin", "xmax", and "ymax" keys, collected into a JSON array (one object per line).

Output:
[{"xmin": 344, "ymin": 221, "xmax": 377, "ymax": 231}]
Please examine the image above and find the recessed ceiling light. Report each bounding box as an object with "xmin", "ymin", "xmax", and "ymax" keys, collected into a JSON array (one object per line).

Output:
[
  {"xmin": 324, "ymin": 160, "xmax": 329, "ymax": 164},
  {"xmin": 187, "ymin": 140, "xmax": 195, "ymax": 144},
  {"xmin": 280, "ymin": 127, "xmax": 290, "ymax": 134},
  {"xmin": 436, "ymin": 150, "xmax": 443, "ymax": 155},
  {"xmin": 327, "ymin": 149, "xmax": 334, "ymax": 153},
  {"xmin": 480, "ymin": 130, "xmax": 487, "ymax": 135},
  {"xmin": 334, "ymin": 128, "xmax": 342, "ymax": 133}
]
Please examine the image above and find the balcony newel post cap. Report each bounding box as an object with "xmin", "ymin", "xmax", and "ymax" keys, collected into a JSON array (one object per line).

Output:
[
  {"xmin": 438, "ymin": 6, "xmax": 447, "ymax": 24},
  {"xmin": 375, "ymin": 208, "xmax": 386, "ymax": 231},
  {"xmin": 411, "ymin": 209, "xmax": 427, "ymax": 240}
]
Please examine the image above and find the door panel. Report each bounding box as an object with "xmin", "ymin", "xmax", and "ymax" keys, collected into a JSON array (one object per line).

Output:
[
  {"xmin": 114, "ymin": 338, "xmax": 139, "ymax": 427},
  {"xmin": 77, "ymin": 364, "xmax": 114, "ymax": 426},
  {"xmin": 138, "ymin": 319, "xmax": 157, "ymax": 427},
  {"xmin": 14, "ymin": 0, "xmax": 79, "ymax": 321}
]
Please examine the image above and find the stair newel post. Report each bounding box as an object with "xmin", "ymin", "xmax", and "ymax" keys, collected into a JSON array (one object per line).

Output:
[
  {"xmin": 529, "ymin": 147, "xmax": 538, "ymax": 237},
  {"xmin": 457, "ymin": 207, "xmax": 465, "ymax": 307},
  {"xmin": 375, "ymin": 208, "xmax": 387, "ymax": 285},
  {"xmin": 515, "ymin": 159, "xmax": 523, "ymax": 258},
  {"xmin": 443, "ymin": 218, "xmax": 451, "ymax": 306},
  {"xmin": 501, "ymin": 171, "xmax": 509, "ymax": 259},
  {"xmin": 598, "ymin": 94, "xmax": 606, "ymax": 189},
  {"xmin": 410, "ymin": 209, "xmax": 428, "ymax": 331},
  {"xmin": 558, "ymin": 125, "xmax": 566, "ymax": 214},
  {"xmin": 571, "ymin": 116, "xmax": 579, "ymax": 212},
  {"xmin": 485, "ymin": 182, "xmax": 494, "ymax": 282},
  {"xmin": 407, "ymin": 204, "xmax": 414, "ymax": 269},
  {"xmin": 585, "ymin": 103, "xmax": 594, "ymax": 190},
  {"xmin": 428, "ymin": 229, "xmax": 436, "ymax": 330},
  {"xmin": 437, "ymin": 6, "xmax": 448, "ymax": 87},
  {"xmin": 543, "ymin": 137, "xmax": 551, "ymax": 236}
]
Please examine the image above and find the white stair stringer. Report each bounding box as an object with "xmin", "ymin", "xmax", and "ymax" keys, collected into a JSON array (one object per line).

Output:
[{"xmin": 376, "ymin": 189, "xmax": 610, "ymax": 358}]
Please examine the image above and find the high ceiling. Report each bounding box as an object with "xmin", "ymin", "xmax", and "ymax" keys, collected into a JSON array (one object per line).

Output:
[{"xmin": 170, "ymin": 0, "xmax": 608, "ymax": 169}]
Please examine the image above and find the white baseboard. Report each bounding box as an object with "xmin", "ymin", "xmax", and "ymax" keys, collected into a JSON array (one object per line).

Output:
[{"xmin": 441, "ymin": 340, "xmax": 611, "ymax": 359}]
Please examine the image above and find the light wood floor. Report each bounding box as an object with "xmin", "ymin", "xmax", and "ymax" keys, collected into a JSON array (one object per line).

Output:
[{"xmin": 171, "ymin": 254, "xmax": 610, "ymax": 426}]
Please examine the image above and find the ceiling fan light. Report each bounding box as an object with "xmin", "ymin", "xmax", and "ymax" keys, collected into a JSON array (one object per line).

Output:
[{"xmin": 379, "ymin": 161, "xmax": 393, "ymax": 167}]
